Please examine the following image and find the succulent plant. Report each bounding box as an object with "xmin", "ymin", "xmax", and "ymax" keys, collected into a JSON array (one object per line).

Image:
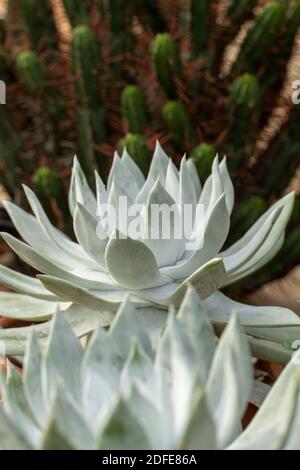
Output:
[
  {"xmin": 1, "ymin": 288, "xmax": 300, "ymax": 450},
  {"xmin": 0, "ymin": 143, "xmax": 299, "ymax": 358}
]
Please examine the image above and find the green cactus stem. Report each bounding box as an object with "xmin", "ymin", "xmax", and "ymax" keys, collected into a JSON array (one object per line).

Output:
[
  {"xmin": 0, "ymin": 110, "xmax": 21, "ymax": 197},
  {"xmin": 71, "ymin": 25, "xmax": 105, "ymax": 175},
  {"xmin": 16, "ymin": 0, "xmax": 59, "ymax": 52},
  {"xmin": 107, "ymin": 0, "xmax": 133, "ymax": 56},
  {"xmin": 234, "ymin": 1, "xmax": 285, "ymax": 74},
  {"xmin": 163, "ymin": 100, "xmax": 192, "ymax": 151},
  {"xmin": 227, "ymin": 73, "xmax": 261, "ymax": 170},
  {"xmin": 190, "ymin": 0, "xmax": 211, "ymax": 58},
  {"xmin": 150, "ymin": 33, "xmax": 183, "ymax": 98},
  {"xmin": 62, "ymin": 0, "xmax": 89, "ymax": 26},
  {"xmin": 117, "ymin": 133, "xmax": 150, "ymax": 176},
  {"xmin": 191, "ymin": 143, "xmax": 216, "ymax": 182},
  {"xmin": 121, "ymin": 85, "xmax": 149, "ymax": 134}
]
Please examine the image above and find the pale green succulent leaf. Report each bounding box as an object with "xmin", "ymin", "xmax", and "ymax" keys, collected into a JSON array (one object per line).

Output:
[
  {"xmin": 178, "ymin": 287, "xmax": 216, "ymax": 383},
  {"xmin": 0, "ymin": 264, "xmax": 60, "ymax": 301},
  {"xmin": 105, "ymin": 230, "xmax": 164, "ymax": 290},
  {"xmin": 207, "ymin": 313, "xmax": 252, "ymax": 448},
  {"xmin": 38, "ymin": 275, "xmax": 123, "ymax": 311},
  {"xmin": 180, "ymin": 391, "xmax": 217, "ymax": 450},
  {"xmin": 24, "ymin": 333, "xmax": 47, "ymax": 425},
  {"xmin": 73, "ymin": 202, "xmax": 107, "ymax": 268},
  {"xmin": 0, "ymin": 304, "xmax": 110, "ymax": 355},
  {"xmin": 0, "ymin": 292, "xmax": 69, "ymax": 321},
  {"xmin": 230, "ymin": 357, "xmax": 300, "ymax": 450},
  {"xmin": 0, "ymin": 407, "xmax": 29, "ymax": 450},
  {"xmin": 143, "ymin": 178, "xmax": 185, "ymax": 267},
  {"xmin": 121, "ymin": 148, "xmax": 145, "ymax": 189},
  {"xmin": 42, "ymin": 311, "xmax": 84, "ymax": 404},
  {"xmin": 186, "ymin": 158, "xmax": 201, "ymax": 200},
  {"xmin": 98, "ymin": 396, "xmax": 150, "ymax": 450}
]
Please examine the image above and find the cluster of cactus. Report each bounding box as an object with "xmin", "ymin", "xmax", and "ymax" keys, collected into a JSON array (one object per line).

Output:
[{"xmin": 0, "ymin": 0, "xmax": 300, "ymax": 294}]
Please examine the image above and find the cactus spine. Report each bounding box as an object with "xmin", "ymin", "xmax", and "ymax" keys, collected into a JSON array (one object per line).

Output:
[
  {"xmin": 191, "ymin": 143, "xmax": 216, "ymax": 182},
  {"xmin": 163, "ymin": 100, "xmax": 192, "ymax": 151},
  {"xmin": 121, "ymin": 85, "xmax": 149, "ymax": 134},
  {"xmin": 117, "ymin": 134, "xmax": 150, "ymax": 176},
  {"xmin": 150, "ymin": 33, "xmax": 183, "ymax": 97},
  {"xmin": 71, "ymin": 25, "xmax": 105, "ymax": 177}
]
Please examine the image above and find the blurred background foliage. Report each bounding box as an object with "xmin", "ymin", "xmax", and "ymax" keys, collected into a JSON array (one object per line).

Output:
[{"xmin": 0, "ymin": 0, "xmax": 300, "ymax": 298}]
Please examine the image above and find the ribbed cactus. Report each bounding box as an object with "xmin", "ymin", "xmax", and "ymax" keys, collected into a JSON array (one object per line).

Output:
[
  {"xmin": 62, "ymin": 0, "xmax": 89, "ymax": 26},
  {"xmin": 191, "ymin": 143, "xmax": 216, "ymax": 182},
  {"xmin": 117, "ymin": 134, "xmax": 150, "ymax": 175},
  {"xmin": 190, "ymin": 0, "xmax": 212, "ymax": 58},
  {"xmin": 16, "ymin": 51, "xmax": 45, "ymax": 93},
  {"xmin": 15, "ymin": 0, "xmax": 58, "ymax": 52},
  {"xmin": 150, "ymin": 33, "xmax": 183, "ymax": 97},
  {"xmin": 71, "ymin": 25, "xmax": 105, "ymax": 176},
  {"xmin": 227, "ymin": 73, "xmax": 261, "ymax": 170},
  {"xmin": 163, "ymin": 100, "xmax": 191, "ymax": 150},
  {"xmin": 108, "ymin": 0, "xmax": 133, "ymax": 56},
  {"xmin": 234, "ymin": 2, "xmax": 285, "ymax": 74},
  {"xmin": 121, "ymin": 85, "xmax": 149, "ymax": 134}
]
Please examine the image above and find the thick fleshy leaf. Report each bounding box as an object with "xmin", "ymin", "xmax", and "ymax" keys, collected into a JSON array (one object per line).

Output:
[
  {"xmin": 178, "ymin": 287, "xmax": 216, "ymax": 383},
  {"xmin": 48, "ymin": 388, "xmax": 94, "ymax": 450},
  {"xmin": 107, "ymin": 152, "xmax": 140, "ymax": 200},
  {"xmin": 23, "ymin": 184, "xmax": 96, "ymax": 268},
  {"xmin": 0, "ymin": 264, "xmax": 58, "ymax": 301},
  {"xmin": 0, "ymin": 407, "xmax": 29, "ymax": 450},
  {"xmin": 120, "ymin": 339, "xmax": 155, "ymax": 397},
  {"xmin": 0, "ymin": 292, "xmax": 69, "ymax": 321},
  {"xmin": 40, "ymin": 417, "xmax": 74, "ymax": 450},
  {"xmin": 219, "ymin": 158, "xmax": 234, "ymax": 214},
  {"xmin": 105, "ymin": 231, "xmax": 165, "ymax": 290},
  {"xmin": 1, "ymin": 232, "xmax": 113, "ymax": 291},
  {"xmin": 122, "ymin": 148, "xmax": 145, "ymax": 188},
  {"xmin": 180, "ymin": 391, "xmax": 217, "ymax": 450},
  {"xmin": 179, "ymin": 156, "xmax": 197, "ymax": 216},
  {"xmin": 68, "ymin": 156, "xmax": 97, "ymax": 218},
  {"xmin": 3, "ymin": 201, "xmax": 79, "ymax": 271},
  {"xmin": 0, "ymin": 304, "xmax": 111, "ymax": 356},
  {"xmin": 110, "ymin": 298, "xmax": 153, "ymax": 358},
  {"xmin": 42, "ymin": 312, "xmax": 84, "ymax": 405},
  {"xmin": 203, "ymin": 291, "xmax": 300, "ymax": 327},
  {"xmin": 224, "ymin": 206, "xmax": 282, "ymax": 273},
  {"xmin": 107, "ymin": 178, "xmax": 135, "ymax": 235},
  {"xmin": 38, "ymin": 275, "xmax": 122, "ymax": 312},
  {"xmin": 147, "ymin": 140, "xmax": 169, "ymax": 184},
  {"xmin": 139, "ymin": 258, "xmax": 226, "ymax": 306},
  {"xmin": 229, "ymin": 357, "xmax": 300, "ymax": 450},
  {"xmin": 98, "ymin": 397, "xmax": 150, "ymax": 450},
  {"xmin": 162, "ymin": 193, "xmax": 229, "ymax": 280},
  {"xmin": 223, "ymin": 192, "xmax": 294, "ymax": 260},
  {"xmin": 165, "ymin": 158, "xmax": 179, "ymax": 203},
  {"xmin": 74, "ymin": 203, "xmax": 107, "ymax": 268},
  {"xmin": 186, "ymin": 159, "xmax": 201, "ymax": 201},
  {"xmin": 207, "ymin": 313, "xmax": 252, "ymax": 448},
  {"xmin": 142, "ymin": 179, "xmax": 185, "ymax": 267},
  {"xmin": 24, "ymin": 333, "xmax": 47, "ymax": 425}
]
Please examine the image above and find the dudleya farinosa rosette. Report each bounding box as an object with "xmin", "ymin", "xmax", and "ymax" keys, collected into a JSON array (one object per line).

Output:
[{"xmin": 0, "ymin": 142, "xmax": 299, "ymax": 356}]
